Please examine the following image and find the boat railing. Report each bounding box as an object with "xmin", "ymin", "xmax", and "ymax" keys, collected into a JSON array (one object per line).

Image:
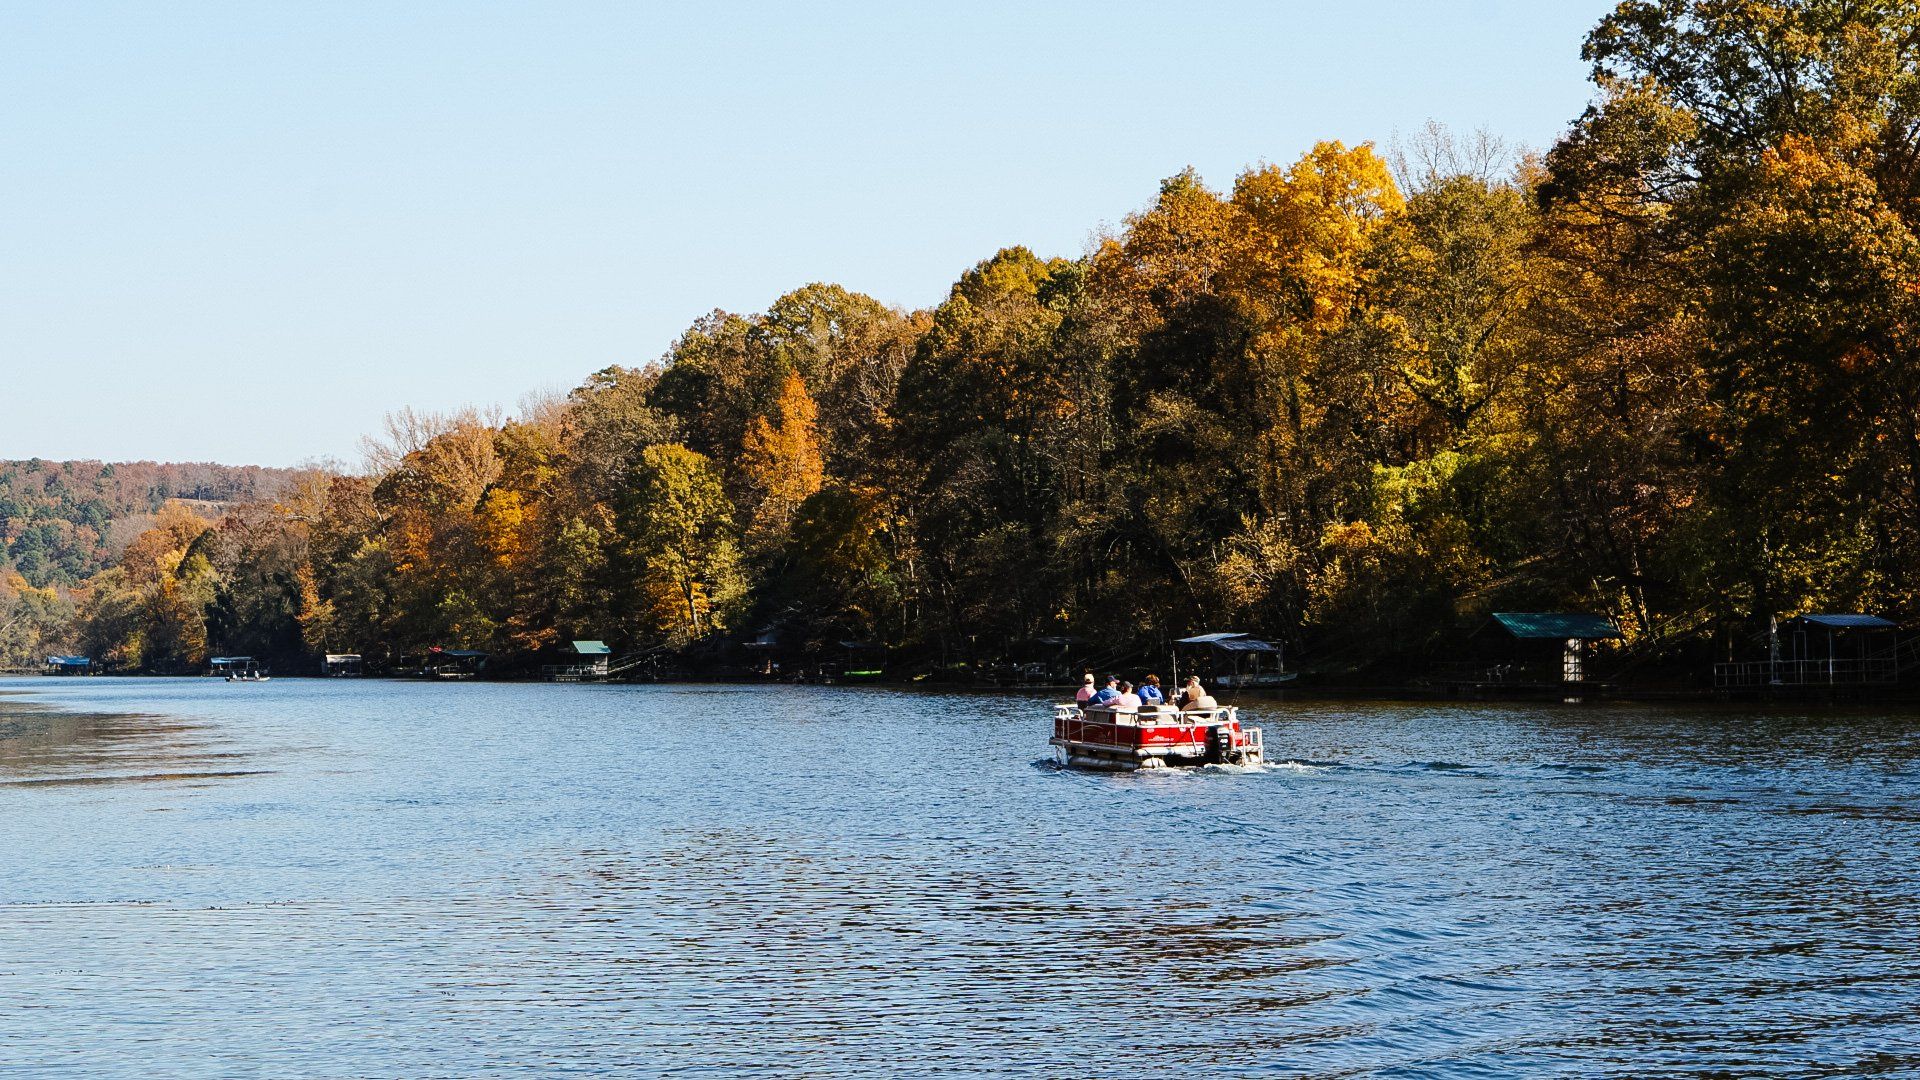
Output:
[{"xmin": 1055, "ymin": 703, "xmax": 1239, "ymax": 727}]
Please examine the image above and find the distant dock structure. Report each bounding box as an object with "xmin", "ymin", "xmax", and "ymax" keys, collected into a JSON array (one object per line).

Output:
[
  {"xmin": 1715, "ymin": 613, "xmax": 1908, "ymax": 690},
  {"xmin": 422, "ymin": 648, "xmax": 488, "ymax": 680},
  {"xmin": 1432, "ymin": 612, "xmax": 1623, "ymax": 691},
  {"xmin": 543, "ymin": 640, "xmax": 613, "ymax": 681},
  {"xmin": 43, "ymin": 655, "xmax": 92, "ymax": 676},
  {"xmin": 1175, "ymin": 632, "xmax": 1294, "ymax": 688}
]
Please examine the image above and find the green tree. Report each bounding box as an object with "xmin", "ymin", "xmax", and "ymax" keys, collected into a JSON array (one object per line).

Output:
[
  {"xmin": 616, "ymin": 444, "xmax": 745, "ymax": 644},
  {"xmin": 1543, "ymin": 0, "xmax": 1920, "ymax": 628},
  {"xmin": 896, "ymin": 247, "xmax": 1076, "ymax": 655},
  {"xmin": 0, "ymin": 571, "xmax": 73, "ymax": 669}
]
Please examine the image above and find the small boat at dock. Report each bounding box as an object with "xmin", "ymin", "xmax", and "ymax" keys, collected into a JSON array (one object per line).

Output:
[{"xmin": 1051, "ymin": 703, "xmax": 1264, "ymax": 770}]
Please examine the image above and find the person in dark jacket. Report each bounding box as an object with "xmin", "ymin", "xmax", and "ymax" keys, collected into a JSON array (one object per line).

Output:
[{"xmin": 1089, "ymin": 676, "xmax": 1121, "ymax": 706}]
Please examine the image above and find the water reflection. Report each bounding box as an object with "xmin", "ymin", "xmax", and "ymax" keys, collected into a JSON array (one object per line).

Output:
[{"xmin": 0, "ymin": 694, "xmax": 256, "ymax": 786}]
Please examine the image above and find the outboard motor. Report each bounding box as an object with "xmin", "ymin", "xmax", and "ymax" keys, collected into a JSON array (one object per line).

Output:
[{"xmin": 1205, "ymin": 723, "xmax": 1230, "ymax": 765}]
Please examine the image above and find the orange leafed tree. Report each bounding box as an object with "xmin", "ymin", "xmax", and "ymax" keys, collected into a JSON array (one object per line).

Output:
[{"xmin": 740, "ymin": 370, "xmax": 825, "ymax": 549}]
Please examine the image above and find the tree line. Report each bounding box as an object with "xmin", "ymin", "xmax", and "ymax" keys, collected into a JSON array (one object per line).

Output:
[
  {"xmin": 32, "ymin": 2, "xmax": 1920, "ymax": 676},
  {"xmin": 0, "ymin": 460, "xmax": 298, "ymax": 668}
]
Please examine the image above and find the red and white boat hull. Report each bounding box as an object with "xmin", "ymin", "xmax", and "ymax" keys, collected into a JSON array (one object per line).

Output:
[{"xmin": 1050, "ymin": 704, "xmax": 1264, "ymax": 770}]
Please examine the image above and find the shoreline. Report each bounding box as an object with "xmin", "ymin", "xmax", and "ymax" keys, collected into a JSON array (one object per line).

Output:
[{"xmin": 7, "ymin": 671, "xmax": 1920, "ymax": 709}]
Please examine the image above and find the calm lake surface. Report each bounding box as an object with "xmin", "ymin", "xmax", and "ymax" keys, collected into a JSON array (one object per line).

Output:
[{"xmin": 2, "ymin": 678, "xmax": 1918, "ymax": 1077}]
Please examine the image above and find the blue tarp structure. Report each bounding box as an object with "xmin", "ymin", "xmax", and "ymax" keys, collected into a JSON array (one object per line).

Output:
[{"xmin": 422, "ymin": 647, "xmax": 488, "ymax": 675}]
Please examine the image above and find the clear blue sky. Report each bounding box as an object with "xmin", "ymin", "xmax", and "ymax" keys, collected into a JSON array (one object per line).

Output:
[{"xmin": 0, "ymin": 1, "xmax": 1614, "ymax": 467}]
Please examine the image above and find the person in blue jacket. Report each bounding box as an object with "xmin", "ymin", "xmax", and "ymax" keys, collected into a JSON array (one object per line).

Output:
[
  {"xmin": 1088, "ymin": 675, "xmax": 1121, "ymax": 706},
  {"xmin": 1138, "ymin": 674, "xmax": 1165, "ymax": 705}
]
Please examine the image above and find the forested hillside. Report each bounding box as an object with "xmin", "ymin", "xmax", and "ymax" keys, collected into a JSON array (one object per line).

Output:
[
  {"xmin": 43, "ymin": 1, "xmax": 1920, "ymax": 677},
  {"xmin": 0, "ymin": 459, "xmax": 298, "ymax": 587},
  {"xmin": 0, "ymin": 460, "xmax": 299, "ymax": 668}
]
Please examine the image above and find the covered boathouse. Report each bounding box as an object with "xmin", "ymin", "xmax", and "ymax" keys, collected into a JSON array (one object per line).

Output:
[
  {"xmin": 43, "ymin": 655, "xmax": 92, "ymax": 675},
  {"xmin": 1175, "ymin": 632, "xmax": 1293, "ymax": 688},
  {"xmin": 1714, "ymin": 613, "xmax": 1905, "ymax": 689},
  {"xmin": 423, "ymin": 648, "xmax": 489, "ymax": 679},
  {"xmin": 1461, "ymin": 612, "xmax": 1624, "ymax": 686},
  {"xmin": 543, "ymin": 640, "xmax": 613, "ymax": 681}
]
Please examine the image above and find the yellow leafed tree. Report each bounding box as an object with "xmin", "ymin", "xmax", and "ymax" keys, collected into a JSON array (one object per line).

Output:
[{"xmin": 740, "ymin": 370, "xmax": 825, "ymax": 551}]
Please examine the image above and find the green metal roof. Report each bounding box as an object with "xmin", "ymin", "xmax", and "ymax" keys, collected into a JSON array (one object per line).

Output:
[
  {"xmin": 571, "ymin": 640, "xmax": 612, "ymax": 654},
  {"xmin": 1488, "ymin": 612, "xmax": 1622, "ymax": 640},
  {"xmin": 1787, "ymin": 613, "xmax": 1897, "ymax": 629}
]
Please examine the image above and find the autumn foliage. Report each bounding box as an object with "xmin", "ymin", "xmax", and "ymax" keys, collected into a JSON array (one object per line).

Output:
[{"xmin": 29, "ymin": 2, "xmax": 1920, "ymax": 674}]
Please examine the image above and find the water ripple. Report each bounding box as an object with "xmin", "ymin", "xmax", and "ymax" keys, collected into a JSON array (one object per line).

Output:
[{"xmin": 0, "ymin": 681, "xmax": 1916, "ymax": 1076}]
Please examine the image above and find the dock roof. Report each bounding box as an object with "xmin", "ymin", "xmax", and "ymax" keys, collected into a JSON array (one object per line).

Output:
[
  {"xmin": 1485, "ymin": 613, "xmax": 1623, "ymax": 640},
  {"xmin": 1788, "ymin": 613, "xmax": 1897, "ymax": 629},
  {"xmin": 1177, "ymin": 632, "xmax": 1281, "ymax": 653}
]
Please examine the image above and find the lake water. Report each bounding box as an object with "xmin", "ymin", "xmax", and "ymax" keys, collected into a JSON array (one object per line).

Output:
[{"xmin": 2, "ymin": 678, "xmax": 1918, "ymax": 1077}]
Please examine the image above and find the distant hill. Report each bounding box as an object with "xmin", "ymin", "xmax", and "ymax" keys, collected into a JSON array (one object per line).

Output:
[{"xmin": 0, "ymin": 460, "xmax": 305, "ymax": 587}]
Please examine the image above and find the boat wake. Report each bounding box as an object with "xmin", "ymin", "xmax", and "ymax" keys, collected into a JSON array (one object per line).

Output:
[{"xmin": 1201, "ymin": 758, "xmax": 1333, "ymax": 775}]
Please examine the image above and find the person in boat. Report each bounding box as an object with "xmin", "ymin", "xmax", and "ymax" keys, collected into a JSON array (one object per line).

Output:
[
  {"xmin": 1074, "ymin": 673, "xmax": 1096, "ymax": 704},
  {"xmin": 1175, "ymin": 675, "xmax": 1217, "ymax": 712},
  {"xmin": 1113, "ymin": 680, "xmax": 1142, "ymax": 710},
  {"xmin": 1088, "ymin": 675, "xmax": 1121, "ymax": 707},
  {"xmin": 1138, "ymin": 674, "xmax": 1165, "ymax": 706},
  {"xmin": 1173, "ymin": 676, "xmax": 1198, "ymax": 708}
]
